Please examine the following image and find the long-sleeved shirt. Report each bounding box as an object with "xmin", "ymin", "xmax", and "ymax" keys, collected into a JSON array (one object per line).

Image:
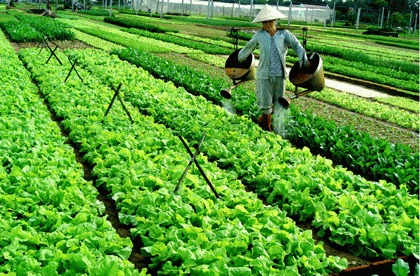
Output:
[{"xmin": 238, "ymin": 29, "xmax": 308, "ymax": 80}]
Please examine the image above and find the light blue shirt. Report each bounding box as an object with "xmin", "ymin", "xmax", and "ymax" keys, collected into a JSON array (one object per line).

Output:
[
  {"xmin": 269, "ymin": 35, "xmax": 283, "ymax": 77},
  {"xmin": 238, "ymin": 29, "xmax": 308, "ymax": 80}
]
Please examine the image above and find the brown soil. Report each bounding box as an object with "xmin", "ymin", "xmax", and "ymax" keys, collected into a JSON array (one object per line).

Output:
[
  {"xmin": 9, "ymin": 39, "xmax": 93, "ymax": 53},
  {"xmin": 296, "ymin": 221, "xmax": 371, "ymax": 268}
]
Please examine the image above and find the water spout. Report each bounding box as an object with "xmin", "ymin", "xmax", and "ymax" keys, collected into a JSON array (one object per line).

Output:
[{"xmin": 272, "ymin": 101, "xmax": 291, "ymax": 138}]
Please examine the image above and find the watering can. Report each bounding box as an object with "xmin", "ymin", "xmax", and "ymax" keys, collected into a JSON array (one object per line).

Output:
[
  {"xmin": 220, "ymin": 49, "xmax": 256, "ymax": 100},
  {"xmin": 278, "ymin": 52, "xmax": 325, "ymax": 109}
]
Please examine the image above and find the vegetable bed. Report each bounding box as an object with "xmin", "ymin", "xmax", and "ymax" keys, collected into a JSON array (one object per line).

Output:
[
  {"xmin": 1, "ymin": 11, "xmax": 418, "ymax": 275},
  {"xmin": 19, "ymin": 47, "xmax": 347, "ymax": 275},
  {"xmin": 57, "ymin": 48, "xmax": 418, "ymax": 261},
  {"xmin": 0, "ymin": 29, "xmax": 143, "ymax": 276},
  {"xmin": 105, "ymin": 47, "xmax": 419, "ymax": 194}
]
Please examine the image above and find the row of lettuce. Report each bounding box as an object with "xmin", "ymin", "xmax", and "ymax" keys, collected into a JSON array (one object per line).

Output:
[
  {"xmin": 45, "ymin": 47, "xmax": 419, "ymax": 262},
  {"xmin": 64, "ymin": 17, "xmax": 419, "ymax": 195},
  {"xmin": 0, "ymin": 11, "xmax": 74, "ymax": 42},
  {"xmin": 90, "ymin": 9, "xmax": 420, "ymax": 51},
  {"xmin": 19, "ymin": 48, "xmax": 347, "ymax": 275},
  {"xmin": 307, "ymin": 33, "xmax": 418, "ymax": 63},
  {"xmin": 0, "ymin": 31, "xmax": 145, "ymax": 275}
]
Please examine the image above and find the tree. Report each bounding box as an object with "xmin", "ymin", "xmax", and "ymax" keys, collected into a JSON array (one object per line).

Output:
[
  {"xmin": 346, "ymin": 10, "xmax": 358, "ymax": 25},
  {"xmin": 373, "ymin": 0, "xmax": 387, "ymax": 9},
  {"xmin": 389, "ymin": 11, "xmax": 409, "ymax": 27},
  {"xmin": 387, "ymin": 0, "xmax": 410, "ymax": 12}
]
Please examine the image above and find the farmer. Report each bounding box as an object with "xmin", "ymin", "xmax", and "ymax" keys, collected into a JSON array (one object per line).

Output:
[{"xmin": 238, "ymin": 4, "xmax": 310, "ymax": 132}]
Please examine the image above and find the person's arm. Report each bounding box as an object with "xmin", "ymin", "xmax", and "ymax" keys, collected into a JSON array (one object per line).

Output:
[
  {"xmin": 238, "ymin": 34, "xmax": 258, "ymax": 63},
  {"xmin": 285, "ymin": 30, "xmax": 309, "ymax": 68}
]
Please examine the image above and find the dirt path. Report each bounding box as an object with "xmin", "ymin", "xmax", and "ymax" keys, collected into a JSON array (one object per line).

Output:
[{"xmin": 324, "ymin": 77, "xmax": 391, "ymax": 98}]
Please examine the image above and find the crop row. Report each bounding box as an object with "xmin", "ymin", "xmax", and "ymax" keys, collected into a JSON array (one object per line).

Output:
[
  {"xmin": 0, "ymin": 31, "xmax": 143, "ymax": 275},
  {"xmin": 67, "ymin": 15, "xmax": 418, "ymax": 94},
  {"xmin": 63, "ymin": 48, "xmax": 419, "ymax": 260},
  {"xmin": 19, "ymin": 48, "xmax": 346, "ymax": 275},
  {"xmin": 71, "ymin": 28, "xmax": 124, "ymax": 52},
  {"xmin": 59, "ymin": 18, "xmax": 196, "ymax": 54},
  {"xmin": 171, "ymin": 32, "xmax": 236, "ymax": 49},
  {"xmin": 236, "ymin": 30, "xmax": 417, "ymax": 74},
  {"xmin": 286, "ymin": 55, "xmax": 418, "ymax": 94},
  {"xmin": 3, "ymin": 13, "xmax": 74, "ymax": 42},
  {"xmin": 123, "ymin": 27, "xmax": 232, "ymax": 55},
  {"xmin": 104, "ymin": 15, "xmax": 179, "ymax": 33},
  {"xmin": 375, "ymin": 96, "xmax": 419, "ymax": 113},
  {"xmin": 166, "ymin": 29, "xmax": 419, "ymax": 89},
  {"xmin": 310, "ymin": 28, "xmax": 419, "ymax": 48},
  {"xmin": 78, "ymin": 9, "xmax": 111, "ymax": 16},
  {"xmin": 306, "ymin": 37, "xmax": 418, "ymax": 63},
  {"xmin": 117, "ymin": 21, "xmax": 418, "ymax": 92},
  {"xmin": 70, "ymin": 25, "xmax": 226, "ymax": 70},
  {"xmin": 105, "ymin": 47, "xmax": 419, "ymax": 194},
  {"xmin": 317, "ymin": 55, "xmax": 418, "ymax": 85},
  {"xmin": 0, "ymin": 18, "xmax": 43, "ymax": 42},
  {"xmin": 308, "ymin": 90, "xmax": 419, "ymax": 131}
]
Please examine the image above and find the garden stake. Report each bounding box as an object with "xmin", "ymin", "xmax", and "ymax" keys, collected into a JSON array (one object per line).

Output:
[
  {"xmin": 45, "ymin": 45, "xmax": 62, "ymax": 65},
  {"xmin": 102, "ymin": 83, "xmax": 134, "ymax": 124},
  {"xmin": 36, "ymin": 36, "xmax": 49, "ymax": 54},
  {"xmin": 174, "ymin": 133, "xmax": 207, "ymax": 195},
  {"xmin": 228, "ymin": 27, "xmax": 239, "ymax": 50},
  {"xmin": 64, "ymin": 58, "xmax": 84, "ymax": 83},
  {"xmin": 179, "ymin": 136, "xmax": 219, "ymax": 199}
]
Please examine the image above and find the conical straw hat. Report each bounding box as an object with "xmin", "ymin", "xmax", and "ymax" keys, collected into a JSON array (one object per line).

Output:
[{"xmin": 251, "ymin": 4, "xmax": 286, "ymax": 23}]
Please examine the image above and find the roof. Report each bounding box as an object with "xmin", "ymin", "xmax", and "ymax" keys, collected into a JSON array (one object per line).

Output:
[{"xmin": 297, "ymin": 4, "xmax": 330, "ymax": 10}]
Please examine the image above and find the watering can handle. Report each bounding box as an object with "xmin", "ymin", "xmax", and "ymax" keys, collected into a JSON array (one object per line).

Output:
[{"xmin": 309, "ymin": 52, "xmax": 315, "ymax": 59}]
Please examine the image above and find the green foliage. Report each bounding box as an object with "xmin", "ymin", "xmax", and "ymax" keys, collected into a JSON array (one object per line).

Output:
[
  {"xmin": 77, "ymin": 27, "xmax": 172, "ymax": 52},
  {"xmin": 59, "ymin": 18, "xmax": 193, "ymax": 53},
  {"xmin": 343, "ymin": 10, "xmax": 357, "ymax": 26},
  {"xmin": 308, "ymin": 90, "xmax": 419, "ymax": 130},
  {"xmin": 15, "ymin": 14, "xmax": 75, "ymax": 41},
  {"xmin": 290, "ymin": 110, "xmax": 419, "ymax": 194},
  {"xmin": 393, "ymin": 259, "xmax": 411, "ymax": 276},
  {"xmin": 0, "ymin": 12, "xmax": 17, "ymax": 24},
  {"xmin": 0, "ymin": 30, "xmax": 145, "ymax": 276},
  {"xmin": 118, "ymin": 8, "xmax": 173, "ymax": 19},
  {"xmin": 19, "ymin": 47, "xmax": 347, "ymax": 276},
  {"xmin": 70, "ymin": 47, "xmax": 419, "ymax": 261},
  {"xmin": 304, "ymin": 42, "xmax": 417, "ymax": 74},
  {"xmin": 78, "ymin": 9, "xmax": 110, "ymax": 16},
  {"xmin": 123, "ymin": 27, "xmax": 232, "ymax": 54},
  {"xmin": 72, "ymin": 28, "xmax": 124, "ymax": 51},
  {"xmin": 287, "ymin": 55, "xmax": 419, "ymax": 93},
  {"xmin": 111, "ymin": 47, "xmax": 420, "ymax": 195},
  {"xmin": 0, "ymin": 20, "xmax": 43, "ymax": 42},
  {"xmin": 375, "ymin": 96, "xmax": 419, "ymax": 113},
  {"xmin": 161, "ymin": 15, "xmax": 257, "ymax": 27},
  {"xmin": 104, "ymin": 16, "xmax": 179, "ymax": 33},
  {"xmin": 374, "ymin": 40, "xmax": 419, "ymax": 50},
  {"xmin": 389, "ymin": 12, "xmax": 409, "ymax": 28}
]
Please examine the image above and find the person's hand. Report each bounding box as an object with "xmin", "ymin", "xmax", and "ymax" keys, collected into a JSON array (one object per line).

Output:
[{"xmin": 304, "ymin": 60, "xmax": 311, "ymax": 69}]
